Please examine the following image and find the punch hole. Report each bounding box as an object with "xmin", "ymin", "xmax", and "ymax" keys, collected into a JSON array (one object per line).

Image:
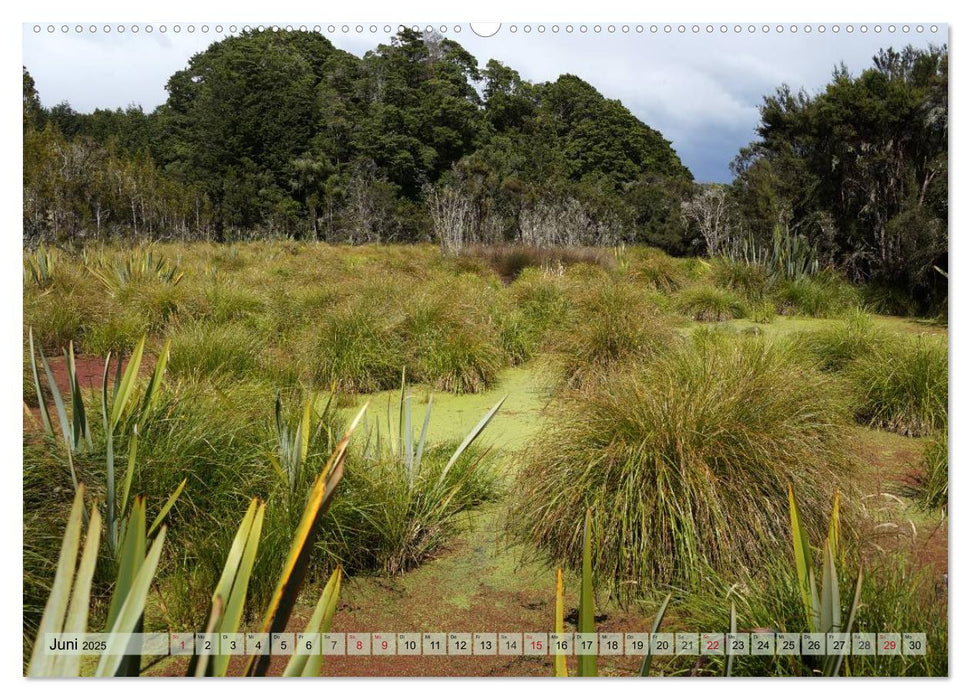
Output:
[{"xmin": 470, "ymin": 23, "xmax": 500, "ymax": 37}]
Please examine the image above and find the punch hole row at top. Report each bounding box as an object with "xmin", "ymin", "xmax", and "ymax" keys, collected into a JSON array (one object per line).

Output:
[{"xmin": 30, "ymin": 23, "xmax": 941, "ymax": 36}]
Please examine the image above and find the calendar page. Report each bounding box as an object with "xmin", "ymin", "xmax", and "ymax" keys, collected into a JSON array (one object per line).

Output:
[{"xmin": 18, "ymin": 6, "xmax": 949, "ymax": 682}]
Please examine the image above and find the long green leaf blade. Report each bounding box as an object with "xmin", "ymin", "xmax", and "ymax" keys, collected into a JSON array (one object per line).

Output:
[
  {"xmin": 638, "ymin": 593, "xmax": 671, "ymax": 676},
  {"xmin": 28, "ymin": 327, "xmax": 54, "ymax": 435},
  {"xmin": 439, "ymin": 395, "xmax": 506, "ymax": 485},
  {"xmin": 95, "ymin": 527, "xmax": 167, "ymax": 677},
  {"xmin": 27, "ymin": 487, "xmax": 86, "ymax": 677},
  {"xmin": 577, "ymin": 508, "xmax": 597, "ymax": 677},
  {"xmin": 554, "ymin": 568, "xmax": 567, "ymax": 677}
]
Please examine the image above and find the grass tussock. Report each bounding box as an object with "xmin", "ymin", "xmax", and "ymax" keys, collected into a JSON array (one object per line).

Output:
[
  {"xmin": 668, "ymin": 553, "xmax": 946, "ymax": 677},
  {"xmin": 304, "ymin": 299, "xmax": 405, "ymax": 394},
  {"xmin": 907, "ymin": 429, "xmax": 948, "ymax": 511},
  {"xmin": 711, "ymin": 257, "xmax": 770, "ymax": 302},
  {"xmin": 497, "ymin": 268, "xmax": 569, "ymax": 363},
  {"xmin": 773, "ymin": 273, "xmax": 860, "ymax": 317},
  {"xmin": 675, "ymin": 285, "xmax": 748, "ymax": 322},
  {"xmin": 799, "ymin": 309, "xmax": 892, "ymax": 372},
  {"xmin": 554, "ymin": 280, "xmax": 673, "ymax": 387},
  {"xmin": 627, "ymin": 248, "xmax": 690, "ymax": 293},
  {"xmin": 324, "ymin": 444, "xmax": 501, "ymax": 574},
  {"xmin": 400, "ymin": 286, "xmax": 505, "ymax": 394},
  {"xmin": 847, "ymin": 334, "xmax": 947, "ymax": 436},
  {"xmin": 511, "ymin": 333, "xmax": 853, "ymax": 598},
  {"xmin": 168, "ymin": 321, "xmax": 264, "ymax": 380}
]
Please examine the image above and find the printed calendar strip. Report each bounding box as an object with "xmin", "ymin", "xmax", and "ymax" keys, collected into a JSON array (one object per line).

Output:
[{"xmin": 40, "ymin": 632, "xmax": 927, "ymax": 657}]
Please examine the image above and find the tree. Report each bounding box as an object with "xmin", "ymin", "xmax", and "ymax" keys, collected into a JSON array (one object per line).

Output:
[
  {"xmin": 681, "ymin": 185, "xmax": 735, "ymax": 255},
  {"xmin": 731, "ymin": 44, "xmax": 948, "ymax": 312}
]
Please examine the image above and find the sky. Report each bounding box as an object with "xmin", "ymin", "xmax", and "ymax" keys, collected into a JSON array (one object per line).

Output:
[{"xmin": 21, "ymin": 22, "xmax": 947, "ymax": 183}]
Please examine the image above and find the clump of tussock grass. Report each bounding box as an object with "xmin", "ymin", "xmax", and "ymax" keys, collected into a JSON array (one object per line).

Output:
[
  {"xmin": 748, "ymin": 299, "xmax": 776, "ymax": 324},
  {"xmin": 846, "ymin": 334, "xmax": 947, "ymax": 436},
  {"xmin": 554, "ymin": 280, "xmax": 673, "ymax": 387},
  {"xmin": 304, "ymin": 299, "xmax": 405, "ymax": 394},
  {"xmin": 495, "ymin": 268, "xmax": 569, "ymax": 363},
  {"xmin": 323, "ymin": 443, "xmax": 501, "ymax": 574},
  {"xmin": 167, "ymin": 321, "xmax": 264, "ymax": 380},
  {"xmin": 906, "ymin": 429, "xmax": 948, "ymax": 511},
  {"xmin": 675, "ymin": 285, "xmax": 748, "ymax": 322},
  {"xmin": 107, "ymin": 279, "xmax": 187, "ymax": 335},
  {"xmin": 128, "ymin": 379, "xmax": 283, "ymax": 617},
  {"xmin": 711, "ymin": 257, "xmax": 770, "ymax": 302},
  {"xmin": 626, "ymin": 248, "xmax": 689, "ymax": 293},
  {"xmin": 799, "ymin": 309, "xmax": 892, "ymax": 372},
  {"xmin": 82, "ymin": 309, "xmax": 150, "ymax": 356},
  {"xmin": 399, "ymin": 287, "xmax": 505, "ymax": 393},
  {"xmin": 196, "ymin": 281, "xmax": 266, "ymax": 324},
  {"xmin": 511, "ymin": 333, "xmax": 853, "ymax": 598},
  {"xmin": 773, "ymin": 273, "xmax": 860, "ymax": 317},
  {"xmin": 23, "ymin": 262, "xmax": 101, "ymax": 348}
]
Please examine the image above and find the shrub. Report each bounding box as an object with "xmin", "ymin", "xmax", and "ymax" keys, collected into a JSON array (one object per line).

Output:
[
  {"xmin": 675, "ymin": 285, "xmax": 748, "ymax": 322},
  {"xmin": 862, "ymin": 282, "xmax": 923, "ymax": 317},
  {"xmin": 847, "ymin": 335, "xmax": 947, "ymax": 436},
  {"xmin": 555, "ymin": 280, "xmax": 673, "ymax": 387},
  {"xmin": 511, "ymin": 333, "xmax": 853, "ymax": 598}
]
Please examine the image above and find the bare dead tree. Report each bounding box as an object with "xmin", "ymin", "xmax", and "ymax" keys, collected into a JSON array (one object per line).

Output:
[
  {"xmin": 681, "ymin": 185, "xmax": 734, "ymax": 255},
  {"xmin": 519, "ymin": 197, "xmax": 618, "ymax": 248},
  {"xmin": 428, "ymin": 184, "xmax": 473, "ymax": 254}
]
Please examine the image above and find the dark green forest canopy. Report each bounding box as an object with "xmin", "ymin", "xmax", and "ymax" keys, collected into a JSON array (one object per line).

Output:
[
  {"xmin": 730, "ymin": 45, "xmax": 947, "ymax": 312},
  {"xmin": 25, "ymin": 28, "xmax": 691, "ymax": 245},
  {"xmin": 23, "ymin": 33, "xmax": 947, "ymax": 312}
]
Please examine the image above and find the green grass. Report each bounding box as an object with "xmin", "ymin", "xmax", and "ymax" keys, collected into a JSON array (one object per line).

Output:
[
  {"xmin": 511, "ymin": 332, "xmax": 854, "ymax": 599},
  {"xmin": 628, "ymin": 248, "xmax": 690, "ymax": 293},
  {"xmin": 400, "ymin": 289, "xmax": 505, "ymax": 394},
  {"xmin": 21, "ymin": 241, "xmax": 948, "ymax": 677},
  {"xmin": 847, "ymin": 334, "xmax": 947, "ymax": 436},
  {"xmin": 323, "ymin": 443, "xmax": 501, "ymax": 575},
  {"xmin": 498, "ymin": 268, "xmax": 569, "ymax": 363},
  {"xmin": 303, "ymin": 300, "xmax": 405, "ymax": 394},
  {"xmin": 711, "ymin": 257, "xmax": 769, "ymax": 302}
]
